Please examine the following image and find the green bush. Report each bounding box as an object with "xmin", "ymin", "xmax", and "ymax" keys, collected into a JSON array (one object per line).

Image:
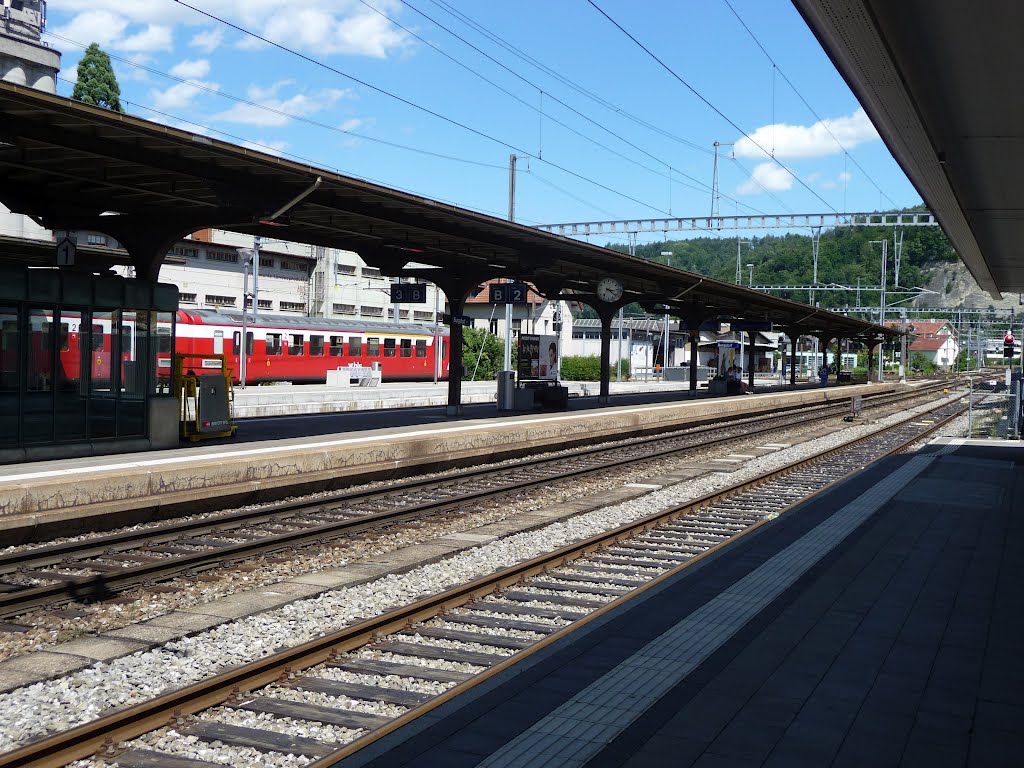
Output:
[{"xmin": 559, "ymin": 356, "xmax": 629, "ymax": 381}]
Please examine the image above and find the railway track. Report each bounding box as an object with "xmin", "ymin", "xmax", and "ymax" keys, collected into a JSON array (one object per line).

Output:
[
  {"xmin": 0, "ymin": 390, "xmax": 968, "ymax": 768},
  {"xmin": 0, "ymin": 384, "xmax": 951, "ymax": 620}
]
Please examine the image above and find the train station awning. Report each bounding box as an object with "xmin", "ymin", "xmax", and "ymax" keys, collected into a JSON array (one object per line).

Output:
[
  {"xmin": 793, "ymin": 0, "xmax": 1024, "ymax": 298},
  {"xmin": 0, "ymin": 81, "xmax": 890, "ymax": 341}
]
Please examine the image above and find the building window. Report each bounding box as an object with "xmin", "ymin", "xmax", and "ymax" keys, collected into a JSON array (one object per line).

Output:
[
  {"xmin": 384, "ymin": 338, "xmax": 397, "ymax": 357},
  {"xmin": 366, "ymin": 337, "xmax": 380, "ymax": 356},
  {"xmin": 349, "ymin": 336, "xmax": 362, "ymax": 356},
  {"xmin": 335, "ymin": 264, "xmax": 356, "ymax": 275},
  {"xmin": 86, "ymin": 233, "xmax": 107, "ymax": 246},
  {"xmin": 280, "ymin": 301, "xmax": 305, "ymax": 312},
  {"xmin": 415, "ymin": 339, "xmax": 427, "ymax": 358},
  {"xmin": 172, "ymin": 245, "xmax": 199, "ymax": 258},
  {"xmin": 310, "ymin": 335, "xmax": 324, "ymax": 356},
  {"xmin": 413, "ymin": 310, "xmax": 432, "ymax": 321},
  {"xmin": 257, "ymin": 299, "xmax": 273, "ymax": 311},
  {"xmin": 288, "ymin": 334, "xmax": 304, "ymax": 355},
  {"xmin": 512, "ymin": 319, "xmax": 522, "ymax": 333},
  {"xmin": 333, "ymin": 303, "xmax": 356, "ymax": 315},
  {"xmin": 280, "ymin": 260, "xmax": 305, "ymax": 272},
  {"xmin": 259, "ymin": 256, "xmax": 275, "ymax": 269},
  {"xmin": 205, "ymin": 294, "xmax": 235, "ymax": 307},
  {"xmin": 362, "ymin": 267, "xmax": 382, "ymax": 278},
  {"xmin": 489, "ymin": 319, "xmax": 498, "ymax": 335},
  {"xmin": 361, "ymin": 305, "xmax": 383, "ymax": 317},
  {"xmin": 180, "ymin": 293, "xmax": 197, "ymax": 304},
  {"xmin": 206, "ymin": 249, "xmax": 238, "ymax": 263}
]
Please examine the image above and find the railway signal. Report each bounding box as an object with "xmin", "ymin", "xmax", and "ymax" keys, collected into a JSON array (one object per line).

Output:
[{"xmin": 1004, "ymin": 333, "xmax": 1015, "ymax": 359}]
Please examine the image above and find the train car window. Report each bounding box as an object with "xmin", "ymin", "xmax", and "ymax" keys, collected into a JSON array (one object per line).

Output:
[
  {"xmin": 329, "ymin": 336, "xmax": 344, "ymax": 356},
  {"xmin": 310, "ymin": 335, "xmax": 324, "ymax": 356},
  {"xmin": 246, "ymin": 332, "xmax": 253, "ymax": 355},
  {"xmin": 28, "ymin": 309, "xmax": 54, "ymax": 392},
  {"xmin": 213, "ymin": 329, "xmax": 223, "ymax": 355},
  {"xmin": 288, "ymin": 334, "xmax": 304, "ymax": 355},
  {"xmin": 415, "ymin": 339, "xmax": 427, "ymax": 358},
  {"xmin": 157, "ymin": 326, "xmax": 172, "ymax": 353},
  {"xmin": 348, "ymin": 337, "xmax": 361, "ymax": 357},
  {"xmin": 232, "ymin": 331, "xmax": 240, "ymax": 355},
  {"xmin": 383, "ymin": 338, "xmax": 396, "ymax": 357},
  {"xmin": 266, "ymin": 333, "xmax": 282, "ymax": 355},
  {"xmin": 91, "ymin": 323, "xmax": 104, "ymax": 351},
  {"xmin": 59, "ymin": 322, "xmax": 70, "ymax": 351},
  {"xmin": 400, "ymin": 339, "xmax": 412, "ymax": 358},
  {"xmin": 366, "ymin": 337, "xmax": 380, "ymax": 357},
  {"xmin": 121, "ymin": 324, "xmax": 133, "ymax": 357},
  {"xmin": 0, "ymin": 311, "xmax": 19, "ymax": 395}
]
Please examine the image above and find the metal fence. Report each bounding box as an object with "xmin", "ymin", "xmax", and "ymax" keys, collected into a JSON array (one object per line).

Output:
[{"xmin": 967, "ymin": 376, "xmax": 1022, "ymax": 439}]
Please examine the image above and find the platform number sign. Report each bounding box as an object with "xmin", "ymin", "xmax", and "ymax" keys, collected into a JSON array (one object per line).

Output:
[
  {"xmin": 55, "ymin": 235, "xmax": 77, "ymax": 267},
  {"xmin": 390, "ymin": 283, "xmax": 428, "ymax": 303},
  {"xmin": 489, "ymin": 282, "xmax": 529, "ymax": 304}
]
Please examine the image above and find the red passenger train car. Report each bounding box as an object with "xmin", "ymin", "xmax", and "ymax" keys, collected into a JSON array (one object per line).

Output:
[{"xmin": 174, "ymin": 309, "xmax": 450, "ymax": 384}]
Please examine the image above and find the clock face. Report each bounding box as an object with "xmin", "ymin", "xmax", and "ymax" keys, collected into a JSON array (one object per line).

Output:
[{"xmin": 597, "ymin": 277, "xmax": 623, "ymax": 302}]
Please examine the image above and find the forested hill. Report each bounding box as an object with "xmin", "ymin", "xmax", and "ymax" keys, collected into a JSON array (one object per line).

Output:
[{"xmin": 605, "ymin": 220, "xmax": 960, "ymax": 313}]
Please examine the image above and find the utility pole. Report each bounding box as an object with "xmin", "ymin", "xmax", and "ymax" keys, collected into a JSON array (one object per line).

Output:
[
  {"xmin": 252, "ymin": 235, "xmax": 261, "ymax": 320},
  {"xmin": 736, "ymin": 239, "xmax": 751, "ymax": 285},
  {"xmin": 870, "ymin": 239, "xmax": 888, "ymax": 381},
  {"xmin": 505, "ymin": 154, "xmax": 525, "ymax": 372}
]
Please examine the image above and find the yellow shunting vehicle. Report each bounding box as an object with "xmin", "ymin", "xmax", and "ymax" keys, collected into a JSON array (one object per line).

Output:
[{"xmin": 174, "ymin": 353, "xmax": 237, "ymax": 441}]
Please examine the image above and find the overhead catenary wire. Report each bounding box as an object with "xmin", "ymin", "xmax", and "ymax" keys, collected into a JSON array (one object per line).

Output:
[
  {"xmin": 46, "ymin": 33, "xmax": 507, "ymax": 173},
  {"xmin": 358, "ymin": 0, "xmax": 713, "ymax": 204},
  {"xmin": 50, "ymin": 72, "xmax": 522, "ymax": 222},
  {"xmin": 393, "ymin": 0, "xmax": 755, "ymax": 212},
  {"xmin": 170, "ymin": 0, "xmax": 671, "ymax": 217},
  {"xmin": 586, "ymin": 0, "xmax": 848, "ymax": 218},
  {"xmin": 721, "ymin": 0, "xmax": 899, "ymax": 210}
]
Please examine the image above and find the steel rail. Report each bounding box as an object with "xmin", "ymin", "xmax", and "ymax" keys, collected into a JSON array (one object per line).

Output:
[
  {"xmin": 0, "ymin": 386, "xmax": 943, "ymax": 619},
  {"xmin": 0, "ymin": 393, "xmax": 967, "ymax": 768}
]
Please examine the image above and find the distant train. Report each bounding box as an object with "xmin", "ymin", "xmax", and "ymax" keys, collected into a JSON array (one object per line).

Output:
[
  {"xmin": 175, "ymin": 309, "xmax": 450, "ymax": 384},
  {"xmin": 11, "ymin": 309, "xmax": 449, "ymax": 392}
]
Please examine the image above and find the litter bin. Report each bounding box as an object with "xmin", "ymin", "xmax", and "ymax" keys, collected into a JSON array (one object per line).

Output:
[{"xmin": 497, "ymin": 370, "xmax": 515, "ymax": 411}]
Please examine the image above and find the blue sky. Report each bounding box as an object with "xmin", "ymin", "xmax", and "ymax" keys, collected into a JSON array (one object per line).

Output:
[{"xmin": 45, "ymin": 0, "xmax": 922, "ymax": 248}]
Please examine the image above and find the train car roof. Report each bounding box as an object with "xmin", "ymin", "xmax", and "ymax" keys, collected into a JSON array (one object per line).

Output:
[{"xmin": 181, "ymin": 309, "xmax": 447, "ymax": 336}]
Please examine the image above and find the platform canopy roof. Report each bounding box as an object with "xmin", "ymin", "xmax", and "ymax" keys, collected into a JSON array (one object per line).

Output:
[
  {"xmin": 0, "ymin": 81, "xmax": 891, "ymax": 339},
  {"xmin": 793, "ymin": 0, "xmax": 1024, "ymax": 298}
]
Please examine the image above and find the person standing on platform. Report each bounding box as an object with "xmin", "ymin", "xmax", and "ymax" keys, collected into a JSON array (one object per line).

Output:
[{"xmin": 819, "ymin": 364, "xmax": 828, "ymax": 387}]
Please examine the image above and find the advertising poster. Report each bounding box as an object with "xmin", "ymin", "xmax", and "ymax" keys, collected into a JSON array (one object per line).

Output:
[
  {"xmin": 517, "ymin": 334, "xmax": 559, "ymax": 380},
  {"xmin": 517, "ymin": 334, "xmax": 540, "ymax": 381}
]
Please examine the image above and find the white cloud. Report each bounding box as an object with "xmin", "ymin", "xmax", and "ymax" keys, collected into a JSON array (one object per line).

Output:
[
  {"xmin": 50, "ymin": 10, "xmax": 128, "ymax": 49},
  {"xmin": 737, "ymin": 162, "xmax": 794, "ymax": 195},
  {"xmin": 169, "ymin": 59, "xmax": 211, "ymax": 80},
  {"xmin": 119, "ymin": 24, "xmax": 173, "ymax": 52},
  {"xmin": 149, "ymin": 80, "xmax": 219, "ymax": 111},
  {"xmin": 838, "ymin": 170, "xmax": 852, "ymax": 183},
  {"xmin": 53, "ymin": 1, "xmax": 410, "ymax": 59},
  {"xmin": 190, "ymin": 27, "xmax": 225, "ymax": 53},
  {"xmin": 211, "ymin": 82, "xmax": 350, "ymax": 126},
  {"xmin": 734, "ymin": 107, "xmax": 879, "ymax": 161},
  {"xmin": 339, "ymin": 118, "xmax": 364, "ymax": 133}
]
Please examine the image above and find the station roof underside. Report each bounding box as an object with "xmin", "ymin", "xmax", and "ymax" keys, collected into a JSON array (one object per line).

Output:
[
  {"xmin": 793, "ymin": 0, "xmax": 1024, "ymax": 298},
  {"xmin": 0, "ymin": 82, "xmax": 890, "ymax": 340}
]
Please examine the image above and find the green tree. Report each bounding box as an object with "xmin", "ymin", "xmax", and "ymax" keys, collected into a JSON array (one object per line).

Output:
[
  {"xmin": 461, "ymin": 327, "xmax": 509, "ymax": 381},
  {"xmin": 72, "ymin": 43, "xmax": 125, "ymax": 113}
]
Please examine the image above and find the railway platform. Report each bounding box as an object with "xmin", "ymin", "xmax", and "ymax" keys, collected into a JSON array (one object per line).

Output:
[
  {"xmin": 339, "ymin": 436, "xmax": 1023, "ymax": 768},
  {"xmin": 0, "ymin": 381, "xmax": 897, "ymax": 540}
]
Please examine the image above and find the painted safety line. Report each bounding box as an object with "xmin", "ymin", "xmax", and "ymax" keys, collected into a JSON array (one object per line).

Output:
[{"xmin": 477, "ymin": 454, "xmax": 936, "ymax": 768}]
